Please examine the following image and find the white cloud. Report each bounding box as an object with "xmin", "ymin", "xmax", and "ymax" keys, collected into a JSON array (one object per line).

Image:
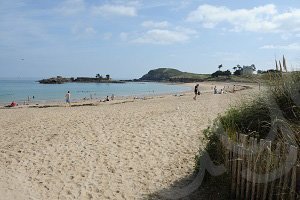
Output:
[
  {"xmin": 141, "ymin": 20, "xmax": 170, "ymax": 28},
  {"xmin": 71, "ymin": 24, "xmax": 96, "ymax": 39},
  {"xmin": 56, "ymin": 0, "xmax": 85, "ymax": 15},
  {"xmin": 187, "ymin": 4, "xmax": 300, "ymax": 33},
  {"xmin": 91, "ymin": 4, "xmax": 137, "ymax": 17},
  {"xmin": 132, "ymin": 29, "xmax": 192, "ymax": 45},
  {"xmin": 260, "ymin": 43, "xmax": 300, "ymax": 50}
]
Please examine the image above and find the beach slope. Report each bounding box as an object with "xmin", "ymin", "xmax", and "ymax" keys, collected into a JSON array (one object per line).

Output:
[{"xmin": 0, "ymin": 82, "xmax": 257, "ymax": 199}]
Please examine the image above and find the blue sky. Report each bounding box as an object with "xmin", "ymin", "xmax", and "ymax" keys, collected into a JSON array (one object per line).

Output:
[{"xmin": 0, "ymin": 0, "xmax": 300, "ymax": 79}]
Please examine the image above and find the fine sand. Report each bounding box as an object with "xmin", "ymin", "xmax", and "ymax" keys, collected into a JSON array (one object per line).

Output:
[{"xmin": 0, "ymin": 82, "xmax": 258, "ymax": 200}]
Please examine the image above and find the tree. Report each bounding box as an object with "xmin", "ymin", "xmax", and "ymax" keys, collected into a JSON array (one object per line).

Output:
[
  {"xmin": 233, "ymin": 66, "xmax": 237, "ymax": 71},
  {"xmin": 250, "ymin": 64, "xmax": 256, "ymax": 71},
  {"xmin": 211, "ymin": 70, "xmax": 231, "ymax": 77},
  {"xmin": 234, "ymin": 65, "xmax": 242, "ymax": 76},
  {"xmin": 234, "ymin": 69, "xmax": 242, "ymax": 76},
  {"xmin": 218, "ymin": 64, "xmax": 223, "ymax": 71},
  {"xmin": 223, "ymin": 70, "xmax": 231, "ymax": 76},
  {"xmin": 96, "ymin": 74, "xmax": 102, "ymax": 79}
]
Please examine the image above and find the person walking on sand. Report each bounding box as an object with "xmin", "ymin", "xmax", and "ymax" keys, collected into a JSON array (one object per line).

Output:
[
  {"xmin": 193, "ymin": 84, "xmax": 199, "ymax": 100},
  {"xmin": 65, "ymin": 91, "xmax": 71, "ymax": 106}
]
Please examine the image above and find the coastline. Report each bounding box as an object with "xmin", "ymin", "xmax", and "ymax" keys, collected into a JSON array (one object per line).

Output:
[
  {"xmin": 0, "ymin": 81, "xmax": 190, "ymax": 107},
  {"xmin": 0, "ymin": 81, "xmax": 255, "ymax": 109}
]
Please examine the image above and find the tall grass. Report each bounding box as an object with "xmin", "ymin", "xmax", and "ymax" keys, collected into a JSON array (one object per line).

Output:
[
  {"xmin": 269, "ymin": 71, "xmax": 300, "ymax": 122},
  {"xmin": 219, "ymin": 71, "xmax": 300, "ymax": 141},
  {"xmin": 194, "ymin": 70, "xmax": 300, "ymax": 198},
  {"xmin": 219, "ymin": 96, "xmax": 271, "ymax": 139}
]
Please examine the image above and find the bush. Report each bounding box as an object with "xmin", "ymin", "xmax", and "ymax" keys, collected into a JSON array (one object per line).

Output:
[
  {"xmin": 194, "ymin": 71, "xmax": 300, "ymax": 199},
  {"xmin": 233, "ymin": 69, "xmax": 242, "ymax": 76},
  {"xmin": 211, "ymin": 70, "xmax": 231, "ymax": 77},
  {"xmin": 219, "ymin": 97, "xmax": 271, "ymax": 139},
  {"xmin": 218, "ymin": 71, "xmax": 300, "ymax": 140},
  {"xmin": 195, "ymin": 124, "xmax": 226, "ymax": 172}
]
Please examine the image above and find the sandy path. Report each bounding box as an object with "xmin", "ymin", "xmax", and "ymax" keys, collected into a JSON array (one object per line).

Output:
[{"xmin": 0, "ymin": 82, "xmax": 257, "ymax": 199}]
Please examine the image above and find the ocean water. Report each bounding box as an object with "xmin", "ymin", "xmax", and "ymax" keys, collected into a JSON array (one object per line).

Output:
[{"xmin": 0, "ymin": 79, "xmax": 191, "ymax": 104}]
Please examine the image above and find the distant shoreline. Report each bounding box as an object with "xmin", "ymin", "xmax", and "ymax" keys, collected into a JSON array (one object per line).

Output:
[
  {"xmin": 0, "ymin": 81, "xmax": 256, "ymax": 108},
  {"xmin": 0, "ymin": 81, "xmax": 192, "ymax": 106}
]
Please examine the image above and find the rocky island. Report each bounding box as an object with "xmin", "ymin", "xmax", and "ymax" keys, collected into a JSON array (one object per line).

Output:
[{"xmin": 38, "ymin": 75, "xmax": 125, "ymax": 84}]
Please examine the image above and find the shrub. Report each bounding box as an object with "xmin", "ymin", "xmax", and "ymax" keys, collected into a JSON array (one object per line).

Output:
[
  {"xmin": 219, "ymin": 97, "xmax": 271, "ymax": 139},
  {"xmin": 211, "ymin": 70, "xmax": 231, "ymax": 77}
]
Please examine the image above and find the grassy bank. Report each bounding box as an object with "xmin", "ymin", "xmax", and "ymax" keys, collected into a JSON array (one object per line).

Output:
[{"xmin": 195, "ymin": 71, "xmax": 300, "ymax": 198}]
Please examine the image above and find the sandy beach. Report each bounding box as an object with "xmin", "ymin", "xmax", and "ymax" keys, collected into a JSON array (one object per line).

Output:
[{"xmin": 0, "ymin": 82, "xmax": 258, "ymax": 199}]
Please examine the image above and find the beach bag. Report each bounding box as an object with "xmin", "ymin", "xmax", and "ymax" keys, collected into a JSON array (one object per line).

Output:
[{"xmin": 197, "ymin": 91, "xmax": 200, "ymax": 95}]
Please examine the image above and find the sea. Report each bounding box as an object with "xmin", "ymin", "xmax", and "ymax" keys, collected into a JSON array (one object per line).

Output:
[{"xmin": 0, "ymin": 79, "xmax": 191, "ymax": 104}]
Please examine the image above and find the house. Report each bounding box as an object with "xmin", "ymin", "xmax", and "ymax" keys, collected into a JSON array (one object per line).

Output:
[{"xmin": 242, "ymin": 64, "xmax": 256, "ymax": 75}]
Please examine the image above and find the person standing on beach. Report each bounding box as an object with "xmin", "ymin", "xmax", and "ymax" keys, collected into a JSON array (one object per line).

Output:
[
  {"xmin": 65, "ymin": 91, "xmax": 71, "ymax": 106},
  {"xmin": 193, "ymin": 84, "xmax": 199, "ymax": 100}
]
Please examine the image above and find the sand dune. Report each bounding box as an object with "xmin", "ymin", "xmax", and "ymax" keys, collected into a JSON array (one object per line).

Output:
[{"xmin": 0, "ymin": 82, "xmax": 258, "ymax": 199}]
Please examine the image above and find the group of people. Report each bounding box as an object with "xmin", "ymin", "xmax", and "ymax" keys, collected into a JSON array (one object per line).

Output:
[
  {"xmin": 65, "ymin": 91, "xmax": 115, "ymax": 106},
  {"xmin": 214, "ymin": 85, "xmax": 236, "ymax": 94},
  {"xmin": 6, "ymin": 96, "xmax": 34, "ymax": 108},
  {"xmin": 193, "ymin": 83, "xmax": 237, "ymax": 99},
  {"xmin": 214, "ymin": 86, "xmax": 226, "ymax": 94}
]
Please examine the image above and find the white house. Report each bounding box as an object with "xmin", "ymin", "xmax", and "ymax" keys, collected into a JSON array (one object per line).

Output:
[{"xmin": 242, "ymin": 64, "xmax": 256, "ymax": 75}]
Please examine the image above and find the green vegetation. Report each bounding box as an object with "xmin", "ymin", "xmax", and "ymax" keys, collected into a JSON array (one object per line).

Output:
[
  {"xmin": 219, "ymin": 96, "xmax": 271, "ymax": 139},
  {"xmin": 139, "ymin": 68, "xmax": 209, "ymax": 82},
  {"xmin": 194, "ymin": 122, "xmax": 231, "ymax": 199},
  {"xmin": 139, "ymin": 67, "xmax": 275, "ymax": 83},
  {"xmin": 211, "ymin": 70, "xmax": 231, "ymax": 77},
  {"xmin": 194, "ymin": 70, "xmax": 300, "ymax": 198}
]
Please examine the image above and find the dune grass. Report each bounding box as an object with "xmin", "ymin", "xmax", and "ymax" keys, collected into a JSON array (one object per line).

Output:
[{"xmin": 194, "ymin": 71, "xmax": 300, "ymax": 199}]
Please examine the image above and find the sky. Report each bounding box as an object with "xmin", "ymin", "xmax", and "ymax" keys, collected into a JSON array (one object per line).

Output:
[{"xmin": 0, "ymin": 0, "xmax": 300, "ymax": 79}]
